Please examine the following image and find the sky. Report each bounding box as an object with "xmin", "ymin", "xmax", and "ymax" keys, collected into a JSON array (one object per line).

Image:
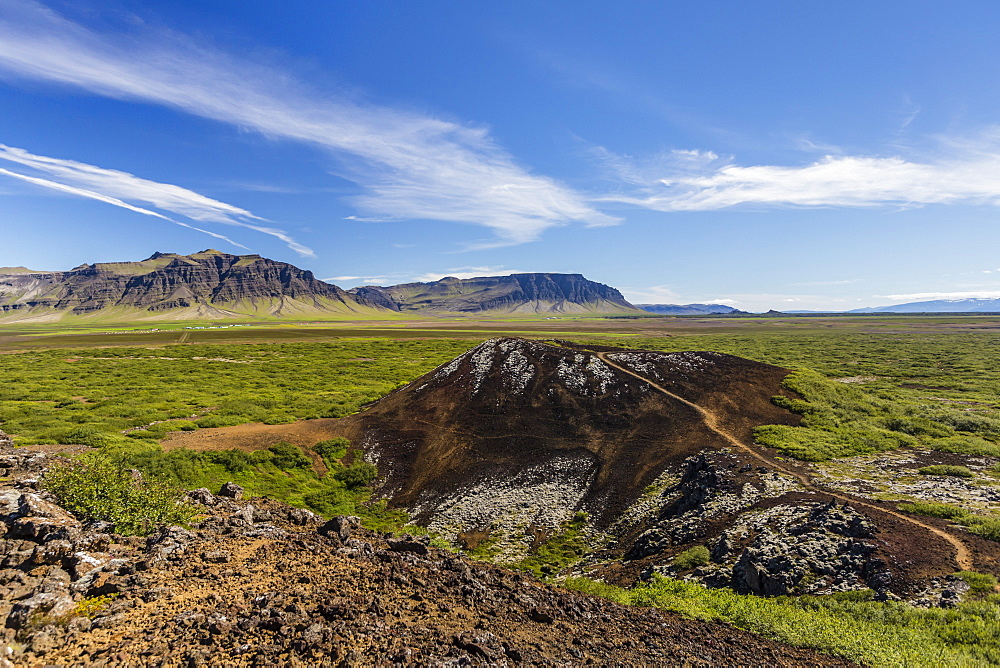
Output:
[{"xmin": 3, "ymin": 1, "xmax": 1000, "ymax": 311}]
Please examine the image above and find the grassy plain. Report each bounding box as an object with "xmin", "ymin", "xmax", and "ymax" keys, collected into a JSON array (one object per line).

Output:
[{"xmin": 4, "ymin": 313, "xmax": 1000, "ymax": 665}]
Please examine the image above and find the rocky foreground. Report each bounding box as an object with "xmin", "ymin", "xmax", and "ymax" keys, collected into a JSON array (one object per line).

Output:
[{"xmin": 0, "ymin": 444, "xmax": 854, "ymax": 667}]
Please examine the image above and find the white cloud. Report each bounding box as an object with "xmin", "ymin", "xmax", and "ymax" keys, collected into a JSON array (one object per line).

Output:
[
  {"xmin": 0, "ymin": 166, "xmax": 249, "ymax": 250},
  {"xmin": 790, "ymin": 279, "xmax": 860, "ymax": 286},
  {"xmin": 322, "ymin": 275, "xmax": 389, "ymax": 285},
  {"xmin": 620, "ymin": 284, "xmax": 682, "ymax": 303},
  {"xmin": 412, "ymin": 266, "xmax": 530, "ymax": 282},
  {"xmin": 878, "ymin": 291, "xmax": 1000, "ymax": 301},
  {"xmin": 0, "ymin": 144, "xmax": 312, "ymax": 256},
  {"xmin": 0, "ymin": 1, "xmax": 614, "ymax": 245},
  {"xmin": 597, "ymin": 129, "xmax": 1000, "ymax": 212}
]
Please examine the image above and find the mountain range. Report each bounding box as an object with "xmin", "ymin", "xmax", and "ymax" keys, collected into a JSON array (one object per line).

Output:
[
  {"xmin": 636, "ymin": 303, "xmax": 743, "ymax": 315},
  {"xmin": 0, "ymin": 251, "xmax": 645, "ymax": 322},
  {"xmin": 849, "ymin": 298, "xmax": 1000, "ymax": 313},
  {"xmin": 0, "ymin": 250, "xmax": 378, "ymax": 322},
  {"xmin": 349, "ymin": 273, "xmax": 636, "ymax": 314},
  {"xmin": 4, "ymin": 250, "xmax": 994, "ymax": 321}
]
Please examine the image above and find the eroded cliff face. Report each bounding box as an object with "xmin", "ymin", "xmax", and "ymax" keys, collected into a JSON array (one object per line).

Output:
[
  {"xmin": 0, "ymin": 250, "xmax": 374, "ymax": 319},
  {"xmin": 349, "ymin": 273, "xmax": 640, "ymax": 314}
]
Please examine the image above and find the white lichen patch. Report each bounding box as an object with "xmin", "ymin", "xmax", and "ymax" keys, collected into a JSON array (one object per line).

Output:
[
  {"xmin": 467, "ymin": 339, "xmax": 500, "ymax": 393},
  {"xmin": 431, "ymin": 351, "xmax": 468, "ymax": 383},
  {"xmin": 414, "ymin": 453, "xmax": 598, "ymax": 563},
  {"xmin": 608, "ymin": 351, "xmax": 719, "ymax": 384},
  {"xmin": 585, "ymin": 356, "xmax": 616, "ymax": 395},
  {"xmin": 497, "ymin": 339, "xmax": 536, "ymax": 394},
  {"xmin": 556, "ymin": 354, "xmax": 589, "ymax": 394}
]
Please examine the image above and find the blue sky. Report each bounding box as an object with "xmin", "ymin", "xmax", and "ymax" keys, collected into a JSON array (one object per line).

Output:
[{"xmin": 3, "ymin": 1, "xmax": 1000, "ymax": 311}]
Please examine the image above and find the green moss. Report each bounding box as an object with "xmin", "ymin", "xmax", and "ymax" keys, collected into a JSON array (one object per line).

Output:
[
  {"xmin": 898, "ymin": 500, "xmax": 972, "ymax": 521},
  {"xmin": 918, "ymin": 465, "xmax": 975, "ymax": 478},
  {"xmin": 931, "ymin": 436, "xmax": 1000, "ymax": 457},
  {"xmin": 512, "ymin": 512, "xmax": 591, "ymax": 578},
  {"xmin": 898, "ymin": 501, "xmax": 1000, "ymax": 543},
  {"xmin": 565, "ymin": 574, "xmax": 1000, "ymax": 666},
  {"xmin": 673, "ymin": 545, "xmax": 710, "ymax": 570},
  {"xmin": 955, "ymin": 571, "xmax": 999, "ymax": 596}
]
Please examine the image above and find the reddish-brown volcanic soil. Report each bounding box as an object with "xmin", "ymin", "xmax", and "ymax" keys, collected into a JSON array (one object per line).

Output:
[{"xmin": 0, "ymin": 445, "xmax": 854, "ymax": 667}]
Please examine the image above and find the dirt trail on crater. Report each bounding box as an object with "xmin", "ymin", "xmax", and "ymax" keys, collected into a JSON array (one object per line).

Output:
[{"xmin": 597, "ymin": 352, "xmax": 974, "ymax": 572}]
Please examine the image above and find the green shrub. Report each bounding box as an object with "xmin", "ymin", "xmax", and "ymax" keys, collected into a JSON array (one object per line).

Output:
[
  {"xmin": 898, "ymin": 501, "xmax": 972, "ymax": 521},
  {"xmin": 195, "ymin": 415, "xmax": 247, "ymax": 429},
  {"xmin": 315, "ymin": 438, "xmax": 350, "ymax": 463},
  {"xmin": 303, "ymin": 487, "xmax": 356, "ymax": 516},
  {"xmin": 899, "ymin": 501, "xmax": 1000, "ymax": 543},
  {"xmin": 166, "ymin": 420, "xmax": 199, "ymax": 432},
  {"xmin": 955, "ymin": 571, "xmax": 999, "ymax": 595},
  {"xmin": 58, "ymin": 426, "xmax": 111, "ymax": 447},
  {"xmin": 754, "ymin": 424, "xmax": 914, "ymax": 461},
  {"xmin": 513, "ymin": 512, "xmax": 591, "ymax": 578},
  {"xmin": 918, "ymin": 465, "xmax": 974, "ymax": 478},
  {"xmin": 673, "ymin": 545, "xmax": 711, "ymax": 570},
  {"xmin": 41, "ymin": 455, "xmax": 198, "ymax": 536},
  {"xmin": 565, "ymin": 574, "xmax": 1000, "ymax": 666},
  {"xmin": 882, "ymin": 416, "xmax": 953, "ymax": 438},
  {"xmin": 207, "ymin": 449, "xmax": 255, "ymax": 473},
  {"xmin": 267, "ymin": 442, "xmax": 311, "ymax": 470},
  {"xmin": 967, "ymin": 517, "xmax": 1000, "ymax": 542},
  {"xmin": 334, "ymin": 460, "xmax": 378, "ymax": 489},
  {"xmin": 931, "ymin": 435, "xmax": 1000, "ymax": 457}
]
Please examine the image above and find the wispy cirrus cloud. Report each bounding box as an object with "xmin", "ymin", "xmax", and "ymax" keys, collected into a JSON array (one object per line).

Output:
[
  {"xmin": 879, "ymin": 290, "xmax": 1000, "ymax": 301},
  {"xmin": 0, "ymin": 165, "xmax": 249, "ymax": 250},
  {"xmin": 0, "ymin": 144, "xmax": 313, "ymax": 256},
  {"xmin": 0, "ymin": 0, "xmax": 614, "ymax": 246},
  {"xmin": 412, "ymin": 266, "xmax": 533, "ymax": 282},
  {"xmin": 597, "ymin": 132, "xmax": 1000, "ymax": 212}
]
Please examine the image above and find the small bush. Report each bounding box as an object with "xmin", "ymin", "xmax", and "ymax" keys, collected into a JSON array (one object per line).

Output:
[
  {"xmin": 207, "ymin": 449, "xmax": 255, "ymax": 473},
  {"xmin": 42, "ymin": 455, "xmax": 198, "ymax": 536},
  {"xmin": 334, "ymin": 460, "xmax": 378, "ymax": 489},
  {"xmin": 882, "ymin": 416, "xmax": 953, "ymax": 438},
  {"xmin": 918, "ymin": 464, "xmax": 974, "ymax": 478},
  {"xmin": 967, "ymin": 517, "xmax": 1000, "ymax": 542},
  {"xmin": 513, "ymin": 512, "xmax": 591, "ymax": 578},
  {"xmin": 899, "ymin": 502, "xmax": 1000, "ymax": 543},
  {"xmin": 673, "ymin": 545, "xmax": 711, "ymax": 570},
  {"xmin": 898, "ymin": 501, "xmax": 971, "ymax": 521},
  {"xmin": 58, "ymin": 426, "xmax": 111, "ymax": 447},
  {"xmin": 303, "ymin": 487, "xmax": 355, "ymax": 516},
  {"xmin": 314, "ymin": 438, "xmax": 350, "ymax": 463},
  {"xmin": 955, "ymin": 571, "xmax": 999, "ymax": 595},
  {"xmin": 267, "ymin": 442, "xmax": 311, "ymax": 470},
  {"xmin": 931, "ymin": 435, "xmax": 1000, "ymax": 457},
  {"xmin": 195, "ymin": 415, "xmax": 246, "ymax": 429},
  {"xmin": 166, "ymin": 420, "xmax": 199, "ymax": 432},
  {"xmin": 71, "ymin": 594, "xmax": 117, "ymax": 619}
]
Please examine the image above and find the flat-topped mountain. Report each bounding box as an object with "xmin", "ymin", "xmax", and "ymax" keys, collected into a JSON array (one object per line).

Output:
[
  {"xmin": 638, "ymin": 303, "xmax": 744, "ymax": 315},
  {"xmin": 349, "ymin": 273, "xmax": 639, "ymax": 314},
  {"xmin": 0, "ymin": 250, "xmax": 378, "ymax": 322}
]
